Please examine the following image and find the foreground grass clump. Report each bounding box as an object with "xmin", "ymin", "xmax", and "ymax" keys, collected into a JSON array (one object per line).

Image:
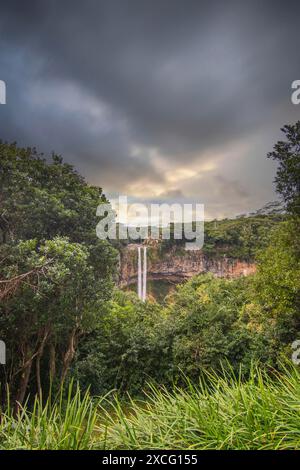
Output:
[
  {"xmin": 101, "ymin": 366, "xmax": 300, "ymax": 450},
  {"xmin": 0, "ymin": 383, "xmax": 101, "ymax": 450},
  {"xmin": 1, "ymin": 366, "xmax": 300, "ymax": 449}
]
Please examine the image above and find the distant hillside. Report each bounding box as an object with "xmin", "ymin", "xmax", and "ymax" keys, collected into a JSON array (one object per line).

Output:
[
  {"xmin": 156, "ymin": 210, "xmax": 284, "ymax": 261},
  {"xmin": 201, "ymin": 213, "xmax": 285, "ymax": 260},
  {"xmin": 116, "ymin": 212, "xmax": 285, "ymax": 262}
]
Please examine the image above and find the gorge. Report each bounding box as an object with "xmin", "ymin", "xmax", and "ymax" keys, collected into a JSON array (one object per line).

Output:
[{"xmin": 119, "ymin": 243, "xmax": 256, "ymax": 298}]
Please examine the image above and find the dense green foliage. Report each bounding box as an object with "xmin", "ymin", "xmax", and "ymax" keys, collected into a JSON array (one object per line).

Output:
[
  {"xmin": 74, "ymin": 219, "xmax": 300, "ymax": 397},
  {"xmin": 0, "ymin": 141, "xmax": 107, "ymax": 243},
  {"xmin": 0, "ymin": 142, "xmax": 118, "ymax": 410}
]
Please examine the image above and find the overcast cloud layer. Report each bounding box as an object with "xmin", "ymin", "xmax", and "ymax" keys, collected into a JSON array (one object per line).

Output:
[{"xmin": 0, "ymin": 0, "xmax": 299, "ymax": 218}]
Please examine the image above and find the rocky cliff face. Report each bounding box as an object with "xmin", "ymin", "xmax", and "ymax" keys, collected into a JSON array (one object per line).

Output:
[{"xmin": 119, "ymin": 244, "xmax": 256, "ymax": 287}]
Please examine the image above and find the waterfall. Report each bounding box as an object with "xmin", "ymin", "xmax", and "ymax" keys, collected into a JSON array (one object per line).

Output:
[
  {"xmin": 137, "ymin": 246, "xmax": 142, "ymax": 299},
  {"xmin": 137, "ymin": 245, "xmax": 147, "ymax": 301},
  {"xmin": 142, "ymin": 246, "xmax": 147, "ymax": 301}
]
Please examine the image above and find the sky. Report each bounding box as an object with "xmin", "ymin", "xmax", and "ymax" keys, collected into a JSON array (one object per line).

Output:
[{"xmin": 0, "ymin": 0, "xmax": 299, "ymax": 220}]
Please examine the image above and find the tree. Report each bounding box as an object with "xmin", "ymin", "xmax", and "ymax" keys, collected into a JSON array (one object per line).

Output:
[
  {"xmin": 0, "ymin": 141, "xmax": 107, "ymax": 243},
  {"xmin": 0, "ymin": 237, "xmax": 116, "ymax": 411},
  {"xmin": 73, "ymin": 290, "xmax": 170, "ymax": 395},
  {"xmin": 268, "ymin": 122, "xmax": 300, "ymax": 216},
  {"xmin": 249, "ymin": 221, "xmax": 300, "ymax": 355}
]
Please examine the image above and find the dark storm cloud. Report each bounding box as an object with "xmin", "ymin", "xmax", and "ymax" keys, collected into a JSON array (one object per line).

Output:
[{"xmin": 0, "ymin": 0, "xmax": 299, "ymax": 216}]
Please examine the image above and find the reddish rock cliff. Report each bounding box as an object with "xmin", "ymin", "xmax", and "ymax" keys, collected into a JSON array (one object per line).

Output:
[{"xmin": 119, "ymin": 244, "xmax": 256, "ymax": 287}]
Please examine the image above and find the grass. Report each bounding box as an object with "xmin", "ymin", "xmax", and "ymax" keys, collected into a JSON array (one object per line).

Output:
[
  {"xmin": 1, "ymin": 365, "xmax": 300, "ymax": 449},
  {"xmin": 0, "ymin": 382, "xmax": 102, "ymax": 450},
  {"xmin": 100, "ymin": 364, "xmax": 300, "ymax": 450}
]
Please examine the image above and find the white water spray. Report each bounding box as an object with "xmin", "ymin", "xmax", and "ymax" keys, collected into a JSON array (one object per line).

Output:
[
  {"xmin": 137, "ymin": 245, "xmax": 147, "ymax": 301},
  {"xmin": 138, "ymin": 246, "xmax": 142, "ymax": 299},
  {"xmin": 142, "ymin": 246, "xmax": 147, "ymax": 301}
]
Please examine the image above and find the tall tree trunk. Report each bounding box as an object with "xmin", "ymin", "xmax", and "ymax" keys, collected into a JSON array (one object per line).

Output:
[
  {"xmin": 14, "ymin": 358, "xmax": 32, "ymax": 416},
  {"xmin": 35, "ymin": 328, "xmax": 49, "ymax": 398},
  {"xmin": 49, "ymin": 342, "xmax": 56, "ymax": 383},
  {"xmin": 36, "ymin": 353, "xmax": 42, "ymax": 398},
  {"xmin": 60, "ymin": 328, "xmax": 77, "ymax": 386}
]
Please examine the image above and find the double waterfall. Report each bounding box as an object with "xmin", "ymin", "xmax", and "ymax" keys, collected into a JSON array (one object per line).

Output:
[{"xmin": 137, "ymin": 246, "xmax": 147, "ymax": 301}]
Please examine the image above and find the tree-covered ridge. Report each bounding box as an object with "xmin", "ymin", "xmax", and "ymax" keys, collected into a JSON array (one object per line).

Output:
[
  {"xmin": 158, "ymin": 209, "xmax": 285, "ymax": 261},
  {"xmin": 202, "ymin": 211, "xmax": 284, "ymax": 260}
]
